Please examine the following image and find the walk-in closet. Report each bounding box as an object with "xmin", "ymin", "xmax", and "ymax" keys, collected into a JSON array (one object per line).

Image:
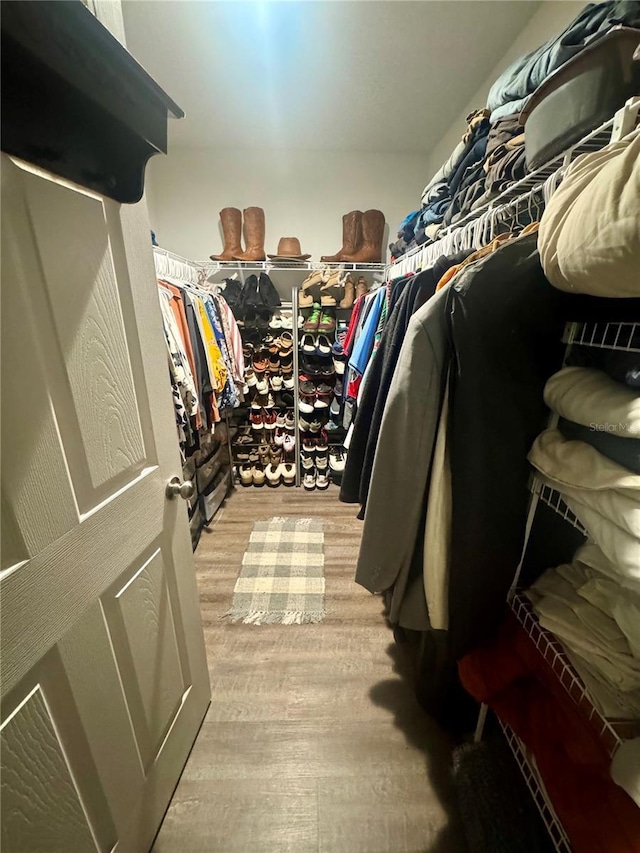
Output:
[{"xmin": 1, "ymin": 1, "xmax": 639, "ymax": 851}]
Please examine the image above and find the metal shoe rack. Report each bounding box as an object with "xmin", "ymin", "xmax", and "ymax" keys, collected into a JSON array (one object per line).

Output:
[
  {"xmin": 206, "ymin": 261, "xmax": 386, "ymax": 487},
  {"xmin": 384, "ymin": 98, "xmax": 640, "ymax": 852}
]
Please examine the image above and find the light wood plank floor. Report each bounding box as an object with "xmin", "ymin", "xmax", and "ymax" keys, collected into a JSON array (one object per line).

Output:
[{"xmin": 153, "ymin": 485, "xmax": 467, "ymax": 853}]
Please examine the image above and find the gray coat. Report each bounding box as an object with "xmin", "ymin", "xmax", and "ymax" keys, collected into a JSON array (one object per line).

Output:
[{"xmin": 355, "ymin": 285, "xmax": 450, "ymax": 628}]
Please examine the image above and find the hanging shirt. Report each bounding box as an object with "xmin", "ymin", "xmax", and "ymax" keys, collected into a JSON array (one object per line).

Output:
[
  {"xmin": 158, "ymin": 286, "xmax": 200, "ymax": 420},
  {"xmin": 349, "ymin": 287, "xmax": 387, "ymax": 377}
]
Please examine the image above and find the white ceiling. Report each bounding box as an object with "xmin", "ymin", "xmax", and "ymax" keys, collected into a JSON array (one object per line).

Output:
[{"xmin": 123, "ymin": 1, "xmax": 540, "ymax": 154}]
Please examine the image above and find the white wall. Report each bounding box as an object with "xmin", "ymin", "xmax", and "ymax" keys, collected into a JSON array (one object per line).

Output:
[
  {"xmin": 423, "ymin": 1, "xmax": 585, "ymax": 178},
  {"xmin": 145, "ymin": 147, "xmax": 431, "ymax": 263}
]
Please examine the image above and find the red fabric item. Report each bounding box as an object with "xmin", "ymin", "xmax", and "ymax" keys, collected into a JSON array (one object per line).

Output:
[
  {"xmin": 459, "ymin": 615, "xmax": 640, "ymax": 853},
  {"xmin": 342, "ymin": 295, "xmax": 365, "ymax": 357}
]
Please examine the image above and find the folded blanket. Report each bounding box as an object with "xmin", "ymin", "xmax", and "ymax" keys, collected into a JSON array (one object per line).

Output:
[
  {"xmin": 538, "ymin": 131, "xmax": 640, "ymax": 297},
  {"xmin": 558, "ymin": 418, "xmax": 640, "ymax": 475},
  {"xmin": 544, "ymin": 367, "xmax": 640, "ymax": 439}
]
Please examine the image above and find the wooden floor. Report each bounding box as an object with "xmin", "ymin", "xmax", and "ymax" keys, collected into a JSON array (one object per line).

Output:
[{"xmin": 153, "ymin": 485, "xmax": 467, "ymax": 853}]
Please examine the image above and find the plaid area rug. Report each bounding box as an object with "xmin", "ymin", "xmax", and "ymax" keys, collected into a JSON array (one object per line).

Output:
[{"xmin": 226, "ymin": 517, "xmax": 325, "ymax": 625}]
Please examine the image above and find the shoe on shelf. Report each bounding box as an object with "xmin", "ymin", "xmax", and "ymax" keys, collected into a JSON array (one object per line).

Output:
[
  {"xmin": 257, "ymin": 443, "xmax": 271, "ymax": 465},
  {"xmin": 282, "ymin": 463, "xmax": 295, "ymax": 486},
  {"xmin": 330, "ymin": 396, "xmax": 341, "ymax": 418},
  {"xmin": 356, "ymin": 275, "xmax": 370, "ymax": 298},
  {"xmin": 302, "ymin": 436, "xmax": 316, "ymax": 453},
  {"xmin": 253, "ymin": 349, "xmax": 269, "ymax": 373},
  {"xmin": 301, "ymin": 452, "xmax": 314, "ymax": 470},
  {"xmin": 252, "ymin": 465, "xmax": 266, "ymax": 487},
  {"xmin": 283, "ymin": 433, "xmax": 296, "ymax": 455},
  {"xmin": 274, "ymin": 428, "xmax": 286, "ymax": 447},
  {"xmin": 283, "ymin": 375, "xmax": 294, "ymax": 390},
  {"xmin": 299, "ymin": 415, "xmax": 312, "ymax": 432},
  {"xmin": 335, "ymin": 321, "xmax": 349, "ymax": 347},
  {"xmin": 239, "ymin": 464, "xmax": 253, "ymax": 486},
  {"xmin": 270, "ymin": 446, "xmax": 283, "ymax": 465},
  {"xmin": 316, "ymin": 453, "xmax": 328, "ymax": 470},
  {"xmin": 299, "ymin": 394, "xmax": 316, "ymax": 415},
  {"xmin": 330, "ymin": 450, "xmax": 346, "ymax": 472},
  {"xmin": 268, "ymin": 353, "xmax": 280, "ymax": 372},
  {"xmin": 285, "ymin": 412, "xmax": 296, "ymax": 430},
  {"xmin": 316, "ymin": 429, "xmax": 329, "ymax": 451},
  {"xmin": 309, "ymin": 418, "xmax": 322, "ymax": 433},
  {"xmin": 271, "ymin": 375, "xmax": 283, "ymax": 391},
  {"xmin": 303, "ymin": 469, "xmax": 316, "ymax": 491},
  {"xmin": 334, "ymin": 377, "xmax": 343, "ymax": 398},
  {"xmin": 318, "ymin": 310, "xmax": 336, "ymax": 335},
  {"xmin": 245, "ymin": 368, "xmax": 258, "ymax": 387},
  {"xmin": 316, "ymin": 470, "xmax": 330, "ymax": 490},
  {"xmin": 279, "ymin": 331, "xmax": 294, "ymax": 350},
  {"xmin": 249, "ymin": 409, "xmax": 264, "ymax": 431},
  {"xmin": 265, "ymin": 463, "xmax": 283, "ymax": 487},
  {"xmin": 269, "ymin": 314, "xmax": 282, "ymax": 329},
  {"xmin": 314, "ymin": 392, "xmax": 332, "ymax": 410},
  {"xmin": 280, "ymin": 311, "xmax": 294, "ymax": 330},
  {"xmin": 279, "ymin": 350, "xmax": 294, "ymax": 370},
  {"xmin": 320, "ymin": 270, "xmax": 345, "ymax": 307},
  {"xmin": 263, "ymin": 408, "xmax": 277, "ymax": 429},
  {"xmin": 333, "ymin": 354, "xmax": 347, "ymax": 375},
  {"xmin": 276, "ymin": 412, "xmax": 287, "ymax": 428},
  {"xmin": 301, "ymin": 333, "xmax": 316, "ymax": 355},
  {"xmin": 255, "ymin": 376, "xmax": 269, "ymax": 394},
  {"xmin": 301, "ymin": 270, "xmax": 324, "ymax": 303},
  {"xmin": 339, "ymin": 273, "xmax": 355, "ymax": 309},
  {"xmin": 303, "ymin": 304, "xmax": 322, "ymax": 333},
  {"xmin": 316, "ymin": 334, "xmax": 332, "ymax": 356}
]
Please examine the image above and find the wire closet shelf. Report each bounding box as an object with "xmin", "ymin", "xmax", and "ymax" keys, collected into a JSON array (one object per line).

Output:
[
  {"xmin": 564, "ymin": 321, "xmax": 640, "ymax": 353},
  {"xmin": 498, "ymin": 720, "xmax": 573, "ymax": 853},
  {"xmin": 509, "ymin": 593, "xmax": 640, "ymax": 755}
]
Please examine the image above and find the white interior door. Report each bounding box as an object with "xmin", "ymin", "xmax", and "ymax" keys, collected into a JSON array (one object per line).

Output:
[{"xmin": 0, "ymin": 150, "xmax": 210, "ymax": 853}]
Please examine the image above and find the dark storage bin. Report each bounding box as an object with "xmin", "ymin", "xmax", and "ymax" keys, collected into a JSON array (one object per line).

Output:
[{"xmin": 522, "ymin": 27, "xmax": 640, "ymax": 170}]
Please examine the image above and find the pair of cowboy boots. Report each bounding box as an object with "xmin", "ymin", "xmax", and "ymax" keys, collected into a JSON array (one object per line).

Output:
[
  {"xmin": 321, "ymin": 209, "xmax": 385, "ymax": 264},
  {"xmin": 211, "ymin": 207, "xmax": 266, "ymax": 262}
]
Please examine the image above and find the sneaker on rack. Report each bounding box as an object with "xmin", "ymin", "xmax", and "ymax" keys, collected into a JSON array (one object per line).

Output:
[
  {"xmin": 316, "ymin": 429, "xmax": 329, "ymax": 451},
  {"xmin": 329, "ymin": 397, "xmax": 341, "ymax": 418},
  {"xmin": 335, "ymin": 321, "xmax": 349, "ymax": 348},
  {"xmin": 245, "ymin": 368, "xmax": 258, "ymax": 387},
  {"xmin": 301, "ymin": 452, "xmax": 314, "ymax": 470},
  {"xmin": 283, "ymin": 375, "xmax": 294, "ymax": 390},
  {"xmin": 283, "ymin": 433, "xmax": 296, "ymax": 455},
  {"xmin": 249, "ymin": 409, "xmax": 264, "ymax": 431},
  {"xmin": 303, "ymin": 469, "xmax": 316, "ymax": 491},
  {"xmin": 285, "ymin": 412, "xmax": 296, "ymax": 430},
  {"xmin": 316, "ymin": 453, "xmax": 328, "ymax": 470},
  {"xmin": 330, "ymin": 450, "xmax": 346, "ymax": 473},
  {"xmin": 309, "ymin": 418, "xmax": 322, "ymax": 433},
  {"xmin": 299, "ymin": 415, "xmax": 312, "ymax": 432},
  {"xmin": 271, "ymin": 374, "xmax": 283, "ymax": 391},
  {"xmin": 316, "ymin": 470, "xmax": 329, "ymax": 490},
  {"xmin": 303, "ymin": 304, "xmax": 322, "ymax": 333},
  {"xmin": 276, "ymin": 412, "xmax": 287, "ymax": 428},
  {"xmin": 274, "ymin": 428, "xmax": 286, "ymax": 446},
  {"xmin": 263, "ymin": 409, "xmax": 277, "ymax": 430}
]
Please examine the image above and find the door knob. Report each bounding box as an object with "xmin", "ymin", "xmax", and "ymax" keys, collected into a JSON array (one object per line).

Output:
[{"xmin": 166, "ymin": 476, "xmax": 195, "ymax": 500}]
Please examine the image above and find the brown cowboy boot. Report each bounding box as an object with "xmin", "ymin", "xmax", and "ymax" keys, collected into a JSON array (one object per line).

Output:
[
  {"xmin": 210, "ymin": 207, "xmax": 242, "ymax": 261},
  {"xmin": 234, "ymin": 207, "xmax": 266, "ymax": 261},
  {"xmin": 339, "ymin": 273, "xmax": 355, "ymax": 308},
  {"xmin": 321, "ymin": 211, "xmax": 363, "ymax": 262},
  {"xmin": 341, "ymin": 209, "xmax": 385, "ymax": 263},
  {"xmin": 355, "ymin": 276, "xmax": 369, "ymax": 299}
]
